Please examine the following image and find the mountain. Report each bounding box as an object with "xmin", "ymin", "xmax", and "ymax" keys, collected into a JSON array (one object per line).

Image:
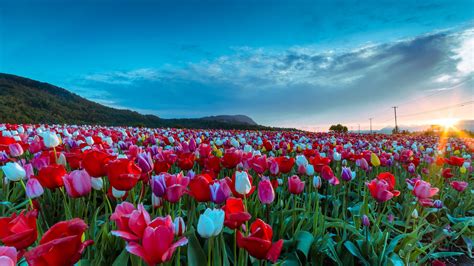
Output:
[
  {"xmin": 200, "ymin": 115, "xmax": 257, "ymax": 126},
  {"xmin": 0, "ymin": 73, "xmax": 272, "ymax": 130}
]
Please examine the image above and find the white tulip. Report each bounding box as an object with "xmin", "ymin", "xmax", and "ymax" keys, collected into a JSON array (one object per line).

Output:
[
  {"xmin": 197, "ymin": 208, "xmax": 224, "ymax": 238},
  {"xmin": 2, "ymin": 162, "xmax": 26, "ymax": 181}
]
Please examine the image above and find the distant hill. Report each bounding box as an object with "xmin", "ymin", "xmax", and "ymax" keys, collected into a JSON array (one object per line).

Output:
[
  {"xmin": 200, "ymin": 115, "xmax": 257, "ymax": 126},
  {"xmin": 0, "ymin": 73, "xmax": 275, "ymax": 130}
]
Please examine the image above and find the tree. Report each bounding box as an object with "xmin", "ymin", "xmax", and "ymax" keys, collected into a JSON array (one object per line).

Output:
[{"xmin": 329, "ymin": 124, "xmax": 348, "ymax": 133}]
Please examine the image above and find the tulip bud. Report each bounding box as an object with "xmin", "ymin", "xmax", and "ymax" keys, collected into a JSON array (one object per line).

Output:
[
  {"xmin": 434, "ymin": 200, "xmax": 443, "ymax": 209},
  {"xmin": 8, "ymin": 143, "xmax": 24, "ymax": 157},
  {"xmin": 152, "ymin": 194, "xmax": 163, "ymax": 208},
  {"xmin": 341, "ymin": 167, "xmax": 352, "ymax": 181},
  {"xmin": 235, "ymin": 171, "xmax": 251, "ymax": 195},
  {"xmin": 258, "ymin": 178, "xmax": 275, "ymax": 204},
  {"xmin": 197, "ymin": 208, "xmax": 224, "ymax": 238},
  {"xmin": 2, "ymin": 162, "xmax": 26, "ymax": 181},
  {"xmin": 312, "ymin": 175, "xmax": 321, "ymax": 189},
  {"xmin": 57, "ymin": 153, "xmax": 67, "ymax": 166},
  {"xmin": 174, "ymin": 217, "xmax": 186, "ymax": 236},
  {"xmin": 411, "ymin": 209, "xmax": 419, "ymax": 219},
  {"xmin": 362, "ymin": 215, "xmax": 370, "ymax": 227},
  {"xmin": 91, "ymin": 177, "xmax": 103, "ymax": 190},
  {"xmin": 151, "ymin": 174, "xmax": 167, "ymax": 197},
  {"xmin": 26, "ymin": 178, "xmax": 44, "ymax": 198},
  {"xmin": 387, "ymin": 213, "xmax": 394, "ymax": 223},
  {"xmin": 370, "ymin": 153, "xmax": 380, "ymax": 167}
]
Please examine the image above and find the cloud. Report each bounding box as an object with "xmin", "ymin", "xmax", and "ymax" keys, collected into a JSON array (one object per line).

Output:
[
  {"xmin": 76, "ymin": 26, "xmax": 474, "ymax": 127},
  {"xmin": 83, "ymin": 68, "xmax": 160, "ymax": 85}
]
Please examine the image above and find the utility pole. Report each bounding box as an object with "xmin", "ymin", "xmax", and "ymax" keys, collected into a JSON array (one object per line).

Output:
[
  {"xmin": 392, "ymin": 106, "xmax": 398, "ymax": 134},
  {"xmin": 369, "ymin": 118, "xmax": 373, "ymax": 134}
]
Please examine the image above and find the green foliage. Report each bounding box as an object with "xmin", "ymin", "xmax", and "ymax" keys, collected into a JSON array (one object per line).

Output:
[{"xmin": 329, "ymin": 124, "xmax": 348, "ymax": 133}]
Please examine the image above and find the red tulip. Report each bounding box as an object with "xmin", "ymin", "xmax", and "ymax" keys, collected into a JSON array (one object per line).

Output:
[
  {"xmin": 36, "ymin": 164, "xmax": 67, "ymax": 189},
  {"xmin": 24, "ymin": 218, "xmax": 93, "ymax": 266},
  {"xmin": 288, "ymin": 175, "xmax": 305, "ymax": 194},
  {"xmin": 367, "ymin": 178, "xmax": 400, "ymax": 202},
  {"xmin": 189, "ymin": 174, "xmax": 212, "ymax": 202},
  {"xmin": 82, "ymin": 150, "xmax": 115, "ymax": 177},
  {"xmin": 445, "ymin": 156, "xmax": 464, "ymax": 167},
  {"xmin": 111, "ymin": 202, "xmax": 151, "ymax": 242},
  {"xmin": 222, "ymin": 148, "xmax": 242, "ymax": 169},
  {"xmin": 450, "ymin": 181, "xmax": 468, "ymax": 192},
  {"xmin": 153, "ymin": 160, "xmax": 171, "ymax": 173},
  {"xmin": 0, "ymin": 210, "xmax": 38, "ymax": 250},
  {"xmin": 177, "ymin": 152, "xmax": 195, "ymax": 170},
  {"xmin": 222, "ymin": 197, "xmax": 251, "ymax": 230},
  {"xmin": 237, "ymin": 219, "xmax": 283, "ymax": 263},
  {"xmin": 249, "ymin": 155, "xmax": 267, "ymax": 174},
  {"xmin": 125, "ymin": 216, "xmax": 188, "ymax": 266},
  {"xmin": 442, "ymin": 168, "xmax": 454, "ymax": 179},
  {"xmin": 321, "ymin": 165, "xmax": 340, "ymax": 185},
  {"xmin": 107, "ymin": 158, "xmax": 142, "ymax": 191},
  {"xmin": 275, "ymin": 156, "xmax": 295, "ymax": 174}
]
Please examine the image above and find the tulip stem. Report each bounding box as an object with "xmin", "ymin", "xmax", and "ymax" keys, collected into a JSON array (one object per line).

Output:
[
  {"xmin": 234, "ymin": 230, "xmax": 237, "ymax": 265},
  {"xmin": 19, "ymin": 179, "xmax": 34, "ymax": 209},
  {"xmin": 207, "ymin": 237, "xmax": 212, "ymax": 266}
]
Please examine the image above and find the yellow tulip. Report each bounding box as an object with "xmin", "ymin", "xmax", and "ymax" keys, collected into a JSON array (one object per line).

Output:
[
  {"xmin": 460, "ymin": 166, "xmax": 467, "ymax": 174},
  {"xmin": 215, "ymin": 149, "xmax": 223, "ymax": 158},
  {"xmin": 371, "ymin": 153, "xmax": 381, "ymax": 167}
]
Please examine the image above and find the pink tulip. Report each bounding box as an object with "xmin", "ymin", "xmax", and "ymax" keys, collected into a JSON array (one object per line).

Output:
[
  {"xmin": 62, "ymin": 169, "xmax": 92, "ymax": 198},
  {"xmin": 0, "ymin": 246, "xmax": 17, "ymax": 265},
  {"xmin": 288, "ymin": 175, "xmax": 304, "ymax": 194},
  {"xmin": 8, "ymin": 143, "xmax": 23, "ymax": 157},
  {"xmin": 126, "ymin": 217, "xmax": 188, "ymax": 265},
  {"xmin": 26, "ymin": 178, "xmax": 44, "ymax": 198},
  {"xmin": 258, "ymin": 178, "xmax": 275, "ymax": 204},
  {"xmin": 413, "ymin": 180, "xmax": 438, "ymax": 206},
  {"xmin": 111, "ymin": 203, "xmax": 151, "ymax": 242},
  {"xmin": 450, "ymin": 181, "xmax": 468, "ymax": 192}
]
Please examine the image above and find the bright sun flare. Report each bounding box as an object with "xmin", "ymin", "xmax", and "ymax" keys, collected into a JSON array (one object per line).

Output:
[{"xmin": 432, "ymin": 118, "xmax": 459, "ymax": 129}]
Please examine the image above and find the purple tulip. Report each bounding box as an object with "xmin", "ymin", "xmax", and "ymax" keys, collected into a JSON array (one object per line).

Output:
[
  {"xmin": 362, "ymin": 215, "xmax": 370, "ymax": 227},
  {"xmin": 434, "ymin": 200, "xmax": 443, "ymax": 209},
  {"xmin": 151, "ymin": 174, "xmax": 167, "ymax": 197},
  {"xmin": 341, "ymin": 167, "xmax": 352, "ymax": 181},
  {"xmin": 137, "ymin": 152, "xmax": 153, "ymax": 173},
  {"xmin": 210, "ymin": 179, "xmax": 231, "ymax": 204}
]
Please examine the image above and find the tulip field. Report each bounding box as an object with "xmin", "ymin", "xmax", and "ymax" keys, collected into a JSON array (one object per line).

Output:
[{"xmin": 0, "ymin": 124, "xmax": 472, "ymax": 266}]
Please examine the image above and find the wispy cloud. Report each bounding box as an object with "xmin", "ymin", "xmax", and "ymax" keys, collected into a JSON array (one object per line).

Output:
[{"xmin": 75, "ymin": 26, "xmax": 474, "ymax": 127}]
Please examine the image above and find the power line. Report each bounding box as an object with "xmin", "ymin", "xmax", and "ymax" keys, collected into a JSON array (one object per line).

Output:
[
  {"xmin": 398, "ymin": 100, "xmax": 474, "ymax": 118},
  {"xmin": 395, "ymin": 77, "xmax": 472, "ymax": 108}
]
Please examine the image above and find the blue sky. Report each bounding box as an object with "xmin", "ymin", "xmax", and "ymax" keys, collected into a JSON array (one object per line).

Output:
[{"xmin": 1, "ymin": 0, "xmax": 473, "ymax": 130}]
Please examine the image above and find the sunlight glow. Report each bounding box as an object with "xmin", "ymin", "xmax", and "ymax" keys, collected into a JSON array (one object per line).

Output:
[{"xmin": 430, "ymin": 118, "xmax": 460, "ymax": 130}]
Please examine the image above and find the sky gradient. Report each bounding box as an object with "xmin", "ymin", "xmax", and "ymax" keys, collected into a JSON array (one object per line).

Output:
[{"xmin": 1, "ymin": 0, "xmax": 473, "ymax": 130}]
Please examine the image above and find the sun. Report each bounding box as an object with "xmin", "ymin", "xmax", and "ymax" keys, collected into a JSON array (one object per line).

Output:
[{"xmin": 432, "ymin": 118, "xmax": 459, "ymax": 130}]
